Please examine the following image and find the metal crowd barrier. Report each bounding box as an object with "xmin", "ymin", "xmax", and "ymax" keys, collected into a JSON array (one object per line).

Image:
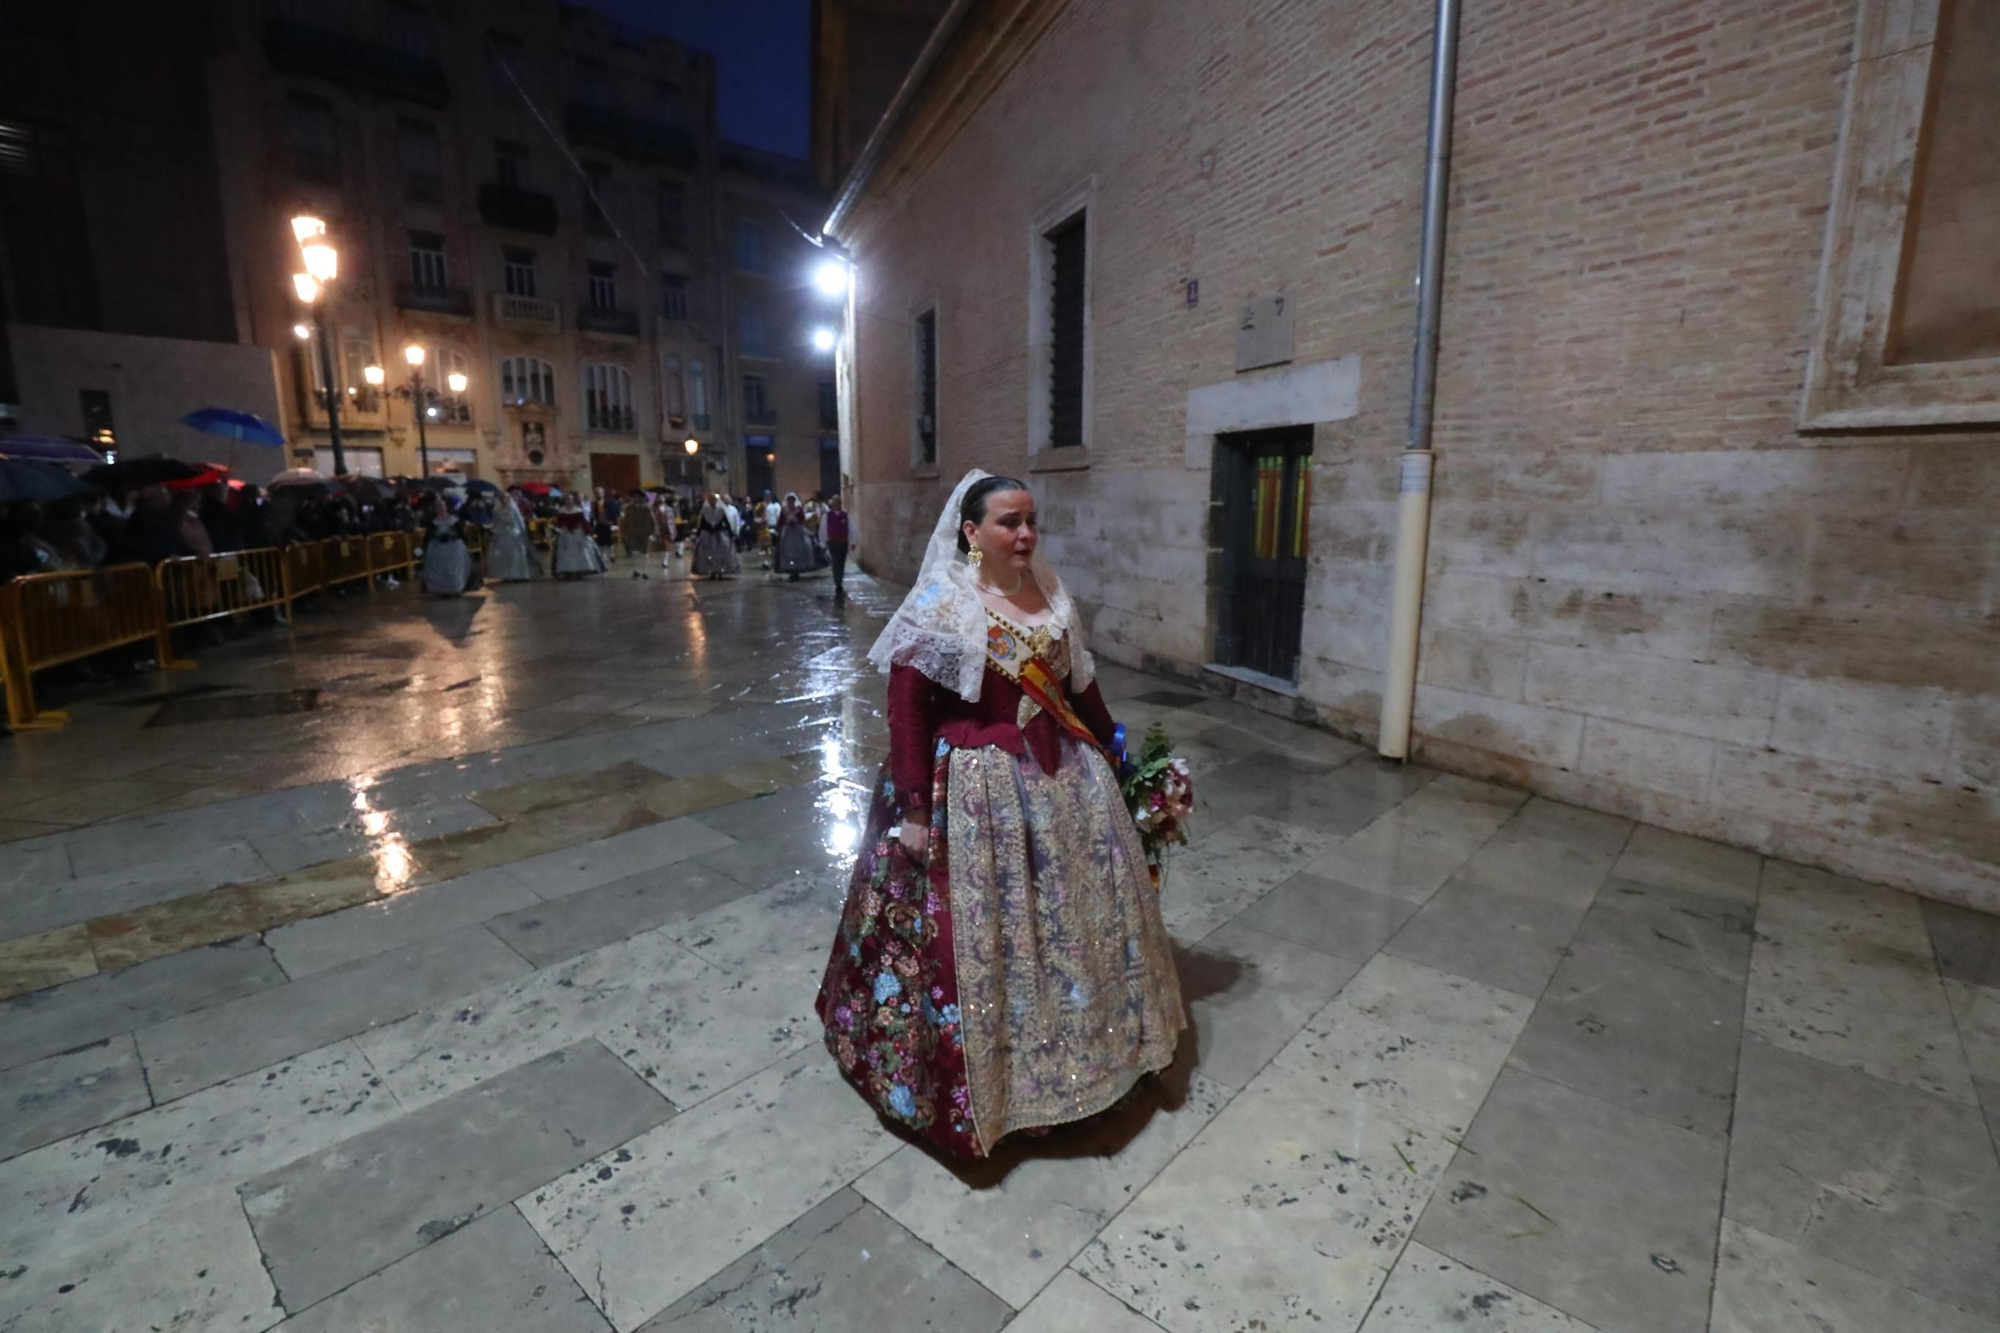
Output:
[
  {"xmin": 1, "ymin": 564, "xmax": 163, "ymax": 730},
  {"xmin": 154, "ymin": 548, "xmax": 289, "ymax": 669},
  {"xmin": 529, "ymin": 518, "xmax": 553, "ymax": 551},
  {"xmin": 1, "ymin": 533, "xmax": 434, "ymax": 731}
]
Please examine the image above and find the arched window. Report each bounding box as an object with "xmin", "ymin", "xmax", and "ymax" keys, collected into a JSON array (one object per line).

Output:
[
  {"xmin": 499, "ymin": 355, "xmax": 555, "ymax": 406},
  {"xmin": 584, "ymin": 363, "xmax": 634, "ymax": 432}
]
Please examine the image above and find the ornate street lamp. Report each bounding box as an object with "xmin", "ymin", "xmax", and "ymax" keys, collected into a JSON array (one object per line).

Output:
[
  {"xmin": 382, "ymin": 343, "xmax": 468, "ymax": 477},
  {"xmin": 290, "ymin": 215, "xmax": 347, "ymax": 475}
]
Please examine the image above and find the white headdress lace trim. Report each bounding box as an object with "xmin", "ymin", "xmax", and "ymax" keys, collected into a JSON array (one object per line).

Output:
[{"xmin": 867, "ymin": 468, "xmax": 1096, "ymax": 703}]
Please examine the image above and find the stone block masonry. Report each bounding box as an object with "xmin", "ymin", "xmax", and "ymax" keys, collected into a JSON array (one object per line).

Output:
[{"xmin": 834, "ymin": 0, "xmax": 2000, "ymax": 911}]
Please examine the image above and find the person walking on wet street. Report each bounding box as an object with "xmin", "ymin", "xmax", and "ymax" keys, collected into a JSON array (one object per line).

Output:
[
  {"xmin": 823, "ymin": 492, "xmax": 851, "ymax": 595},
  {"xmin": 552, "ymin": 495, "xmax": 608, "ymax": 579},
  {"xmin": 816, "ymin": 469, "xmax": 1183, "ymax": 1157},
  {"xmin": 618, "ymin": 490, "xmax": 658, "ymax": 579},
  {"xmin": 774, "ymin": 492, "xmax": 814, "ymax": 581}
]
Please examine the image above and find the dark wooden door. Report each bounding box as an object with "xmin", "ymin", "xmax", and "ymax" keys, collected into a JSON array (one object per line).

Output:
[
  {"xmin": 1216, "ymin": 427, "xmax": 1312, "ymax": 681},
  {"xmin": 589, "ymin": 452, "xmax": 640, "ymax": 495}
]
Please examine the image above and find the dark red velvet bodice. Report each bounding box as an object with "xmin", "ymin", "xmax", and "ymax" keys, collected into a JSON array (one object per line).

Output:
[{"xmin": 888, "ymin": 662, "xmax": 1118, "ymax": 813}]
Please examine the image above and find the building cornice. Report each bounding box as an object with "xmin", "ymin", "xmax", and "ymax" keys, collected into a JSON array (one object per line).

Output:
[{"xmin": 823, "ymin": 0, "xmax": 1069, "ymax": 243}]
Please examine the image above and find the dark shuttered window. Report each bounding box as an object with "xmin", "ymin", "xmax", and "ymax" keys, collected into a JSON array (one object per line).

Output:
[
  {"xmin": 1046, "ymin": 212, "xmax": 1086, "ymax": 449},
  {"xmin": 914, "ymin": 308, "xmax": 938, "ymax": 464}
]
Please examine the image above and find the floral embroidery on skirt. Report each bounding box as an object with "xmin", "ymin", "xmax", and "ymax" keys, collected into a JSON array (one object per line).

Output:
[{"xmin": 816, "ymin": 739, "xmax": 1182, "ymax": 1158}]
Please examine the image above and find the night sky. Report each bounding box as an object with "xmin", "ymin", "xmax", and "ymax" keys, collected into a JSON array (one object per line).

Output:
[{"xmin": 580, "ymin": 0, "xmax": 812, "ymax": 160}]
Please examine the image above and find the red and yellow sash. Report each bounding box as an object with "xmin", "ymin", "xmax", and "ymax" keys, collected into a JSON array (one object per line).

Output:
[{"xmin": 1019, "ymin": 656, "xmax": 1103, "ymax": 758}]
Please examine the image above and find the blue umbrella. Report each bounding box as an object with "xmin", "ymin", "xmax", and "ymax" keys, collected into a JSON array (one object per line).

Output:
[
  {"xmin": 180, "ymin": 408, "xmax": 285, "ymax": 446},
  {"xmin": 0, "ymin": 459, "xmax": 91, "ymax": 503},
  {"xmin": 464, "ymin": 479, "xmax": 500, "ymax": 495},
  {"xmin": 0, "ymin": 435, "xmax": 104, "ymax": 465}
]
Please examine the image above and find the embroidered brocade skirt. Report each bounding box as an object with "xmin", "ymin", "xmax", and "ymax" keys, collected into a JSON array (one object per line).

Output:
[{"xmin": 815, "ymin": 737, "xmax": 1184, "ymax": 1158}]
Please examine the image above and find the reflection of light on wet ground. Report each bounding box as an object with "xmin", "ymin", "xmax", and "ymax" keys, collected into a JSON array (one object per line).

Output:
[
  {"xmin": 348, "ymin": 774, "xmax": 419, "ymax": 896},
  {"xmin": 828, "ymin": 822, "xmax": 858, "ymax": 854}
]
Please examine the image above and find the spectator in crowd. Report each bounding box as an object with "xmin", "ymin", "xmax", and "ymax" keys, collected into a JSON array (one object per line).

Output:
[
  {"xmin": 126, "ymin": 485, "xmax": 189, "ymax": 564},
  {"xmin": 174, "ymin": 492, "xmax": 214, "ymax": 560},
  {"xmin": 199, "ymin": 483, "xmax": 238, "ymax": 553},
  {"xmin": 236, "ymin": 484, "xmax": 276, "ymax": 551}
]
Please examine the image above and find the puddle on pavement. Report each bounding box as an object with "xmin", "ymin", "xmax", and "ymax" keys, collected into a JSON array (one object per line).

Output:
[{"xmin": 145, "ymin": 688, "xmax": 322, "ymax": 727}]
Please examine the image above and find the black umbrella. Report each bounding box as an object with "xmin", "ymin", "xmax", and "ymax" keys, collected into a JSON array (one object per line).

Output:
[
  {"xmin": 413, "ymin": 475, "xmax": 459, "ymax": 492},
  {"xmin": 0, "ymin": 459, "xmax": 92, "ymax": 503},
  {"xmin": 84, "ymin": 457, "xmax": 205, "ymax": 489}
]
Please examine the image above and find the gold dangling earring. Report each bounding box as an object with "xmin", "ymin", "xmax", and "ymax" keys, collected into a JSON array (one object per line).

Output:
[{"xmin": 968, "ymin": 547, "xmax": 983, "ymax": 567}]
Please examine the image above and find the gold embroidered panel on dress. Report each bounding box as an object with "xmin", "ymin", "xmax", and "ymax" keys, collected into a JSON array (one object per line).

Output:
[{"xmin": 984, "ymin": 611, "xmax": 1070, "ymax": 682}]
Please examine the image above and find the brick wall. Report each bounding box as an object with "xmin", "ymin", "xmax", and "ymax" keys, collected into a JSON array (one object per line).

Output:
[{"xmin": 838, "ymin": 0, "xmax": 2000, "ymax": 910}]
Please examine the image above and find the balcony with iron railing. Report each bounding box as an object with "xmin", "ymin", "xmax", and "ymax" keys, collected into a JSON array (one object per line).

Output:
[
  {"xmin": 477, "ymin": 183, "xmax": 559, "ymax": 235},
  {"xmin": 564, "ymin": 102, "xmax": 698, "ymax": 169},
  {"xmin": 397, "ymin": 283, "xmax": 473, "ymax": 317},
  {"xmin": 264, "ymin": 18, "xmax": 448, "ymax": 108},
  {"xmin": 492, "ymin": 292, "xmax": 561, "ymax": 333},
  {"xmin": 577, "ymin": 306, "xmax": 639, "ymax": 338}
]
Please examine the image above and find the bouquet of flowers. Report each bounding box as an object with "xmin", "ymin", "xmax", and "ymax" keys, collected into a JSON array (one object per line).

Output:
[{"xmin": 1112, "ymin": 722, "xmax": 1194, "ymax": 886}]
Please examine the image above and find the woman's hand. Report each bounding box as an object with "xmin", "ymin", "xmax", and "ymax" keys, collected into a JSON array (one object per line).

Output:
[{"xmin": 898, "ymin": 814, "xmax": 930, "ymax": 863}]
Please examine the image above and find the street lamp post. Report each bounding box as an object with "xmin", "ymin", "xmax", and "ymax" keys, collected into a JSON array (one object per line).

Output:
[
  {"xmin": 291, "ymin": 217, "xmax": 345, "ymax": 476},
  {"xmin": 379, "ymin": 344, "xmax": 468, "ymax": 477}
]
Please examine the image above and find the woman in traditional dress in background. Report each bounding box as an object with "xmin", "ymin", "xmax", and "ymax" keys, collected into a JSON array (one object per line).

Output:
[
  {"xmin": 775, "ymin": 491, "xmax": 815, "ymax": 580},
  {"xmin": 419, "ymin": 495, "xmax": 474, "ymax": 596},
  {"xmin": 485, "ymin": 487, "xmax": 541, "ymax": 582},
  {"xmin": 691, "ymin": 492, "xmax": 739, "ymax": 579},
  {"xmin": 816, "ymin": 470, "xmax": 1183, "ymax": 1158},
  {"xmin": 552, "ymin": 495, "xmax": 607, "ymax": 578}
]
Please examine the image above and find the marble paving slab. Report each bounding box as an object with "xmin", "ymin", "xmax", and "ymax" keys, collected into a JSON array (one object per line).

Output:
[
  {"xmin": 1746, "ymin": 862, "xmax": 1976, "ymax": 1104},
  {"xmin": 1709, "ymin": 1218, "xmax": 2000, "ymax": 1333},
  {"xmin": 0, "ymin": 1034, "xmax": 151, "ymax": 1162},
  {"xmin": 0, "ymin": 1187, "xmax": 282, "ymax": 1333},
  {"xmin": 0, "ymin": 934, "xmax": 286, "ymax": 1072},
  {"xmin": 242, "ymin": 1040, "xmax": 675, "ymax": 1311},
  {"xmin": 1724, "ymin": 1038, "xmax": 2000, "ymax": 1323},
  {"xmin": 1611, "ymin": 825, "xmax": 1762, "ymax": 903},
  {"xmin": 486, "ymin": 863, "xmax": 757, "ymax": 968},
  {"xmin": 1004, "ymin": 1271, "xmax": 1166, "ymax": 1333},
  {"xmin": 1357, "ymin": 1241, "xmax": 1602, "ymax": 1332},
  {"xmin": 1232, "ymin": 871, "xmax": 1421, "ymax": 964},
  {"xmin": 855, "ymin": 1076, "xmax": 1231, "ymax": 1310},
  {"xmin": 502, "ymin": 817, "xmax": 739, "ymax": 901},
  {"xmin": 0, "ymin": 839, "xmax": 272, "ymax": 942},
  {"xmin": 0, "ymin": 1039, "xmax": 399, "ymax": 1270},
  {"xmin": 264, "ymin": 865, "xmax": 542, "ymax": 977},
  {"xmin": 1176, "ymin": 920, "xmax": 1363, "ymax": 1091},
  {"xmin": 635, "ymin": 1189, "xmax": 1013, "ymax": 1332},
  {"xmin": 1413, "ymin": 1067, "xmax": 1726, "ymax": 1333},
  {"xmin": 1077, "ymin": 955, "xmax": 1529, "ymax": 1333},
  {"xmin": 1568, "ymin": 875, "xmax": 1755, "ymax": 982},
  {"xmin": 273, "ymin": 1205, "xmax": 612, "ymax": 1333},
  {"xmin": 1945, "ymin": 979, "xmax": 2000, "ymax": 1084},
  {"xmin": 353, "ymin": 924, "xmax": 719, "ymax": 1111},
  {"xmin": 1383, "ymin": 878, "xmax": 1589, "ymax": 998},
  {"xmin": 0, "ymin": 924, "xmax": 97, "ymax": 1001},
  {"xmin": 1158, "ymin": 814, "xmax": 1344, "ymax": 940},
  {"xmin": 517, "ymin": 1049, "xmax": 903, "ymax": 1332},
  {"xmin": 1506, "ymin": 941, "xmax": 1742, "ymax": 1139},
  {"xmin": 135, "ymin": 924, "xmax": 532, "ymax": 1100}
]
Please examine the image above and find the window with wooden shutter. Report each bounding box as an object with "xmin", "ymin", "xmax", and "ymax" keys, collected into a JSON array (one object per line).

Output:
[{"xmin": 1046, "ymin": 212, "xmax": 1086, "ymax": 448}]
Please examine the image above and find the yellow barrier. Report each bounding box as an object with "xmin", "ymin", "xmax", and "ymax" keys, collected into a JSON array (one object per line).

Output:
[
  {"xmin": 322, "ymin": 536, "xmax": 373, "ymax": 591},
  {"xmin": 282, "ymin": 541, "xmax": 326, "ymax": 603},
  {"xmin": 1, "ymin": 564, "xmax": 162, "ymax": 730},
  {"xmin": 153, "ymin": 549, "xmax": 290, "ymax": 669},
  {"xmin": 529, "ymin": 518, "xmax": 553, "ymax": 551},
  {"xmin": 366, "ymin": 531, "xmax": 416, "ymax": 581}
]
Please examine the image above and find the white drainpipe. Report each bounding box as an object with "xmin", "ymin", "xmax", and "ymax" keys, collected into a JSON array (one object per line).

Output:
[{"xmin": 1379, "ymin": 0, "xmax": 1463, "ymax": 760}]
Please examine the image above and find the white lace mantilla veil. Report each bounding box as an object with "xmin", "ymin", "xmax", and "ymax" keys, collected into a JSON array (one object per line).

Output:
[{"xmin": 866, "ymin": 468, "xmax": 1097, "ymax": 703}]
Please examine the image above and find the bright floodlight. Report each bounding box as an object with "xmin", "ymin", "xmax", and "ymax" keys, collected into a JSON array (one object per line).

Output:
[
  {"xmin": 290, "ymin": 215, "xmax": 326, "ymax": 242},
  {"xmin": 404, "ymin": 344, "xmax": 426, "ymax": 367},
  {"xmin": 292, "ymin": 273, "xmax": 320, "ymax": 303},
  {"xmin": 683, "ymin": 436, "xmax": 700, "ymax": 455},
  {"xmin": 302, "ymin": 241, "xmax": 338, "ymax": 282},
  {"xmin": 811, "ymin": 328, "xmax": 836, "ymax": 352},
  {"xmin": 363, "ymin": 364, "xmax": 386, "ymax": 387},
  {"xmin": 446, "ymin": 371, "xmax": 468, "ymax": 393},
  {"xmin": 812, "ymin": 259, "xmax": 849, "ymax": 297},
  {"xmin": 292, "ymin": 322, "xmax": 312, "ymax": 341}
]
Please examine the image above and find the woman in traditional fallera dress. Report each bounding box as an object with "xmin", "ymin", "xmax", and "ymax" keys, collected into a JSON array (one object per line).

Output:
[
  {"xmin": 485, "ymin": 488, "xmax": 542, "ymax": 581},
  {"xmin": 419, "ymin": 498, "xmax": 475, "ymax": 596},
  {"xmin": 552, "ymin": 496, "xmax": 608, "ymax": 578},
  {"xmin": 816, "ymin": 470, "xmax": 1183, "ymax": 1158},
  {"xmin": 775, "ymin": 492, "xmax": 816, "ymax": 579},
  {"xmin": 691, "ymin": 492, "xmax": 739, "ymax": 578}
]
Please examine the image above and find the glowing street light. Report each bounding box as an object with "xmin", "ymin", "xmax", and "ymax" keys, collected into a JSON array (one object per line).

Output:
[
  {"xmin": 362, "ymin": 364, "xmax": 386, "ymax": 388},
  {"xmin": 812, "ymin": 259, "xmax": 850, "ymax": 297},
  {"xmin": 289, "ymin": 216, "xmax": 347, "ymax": 474},
  {"xmin": 404, "ymin": 344, "xmax": 426, "ymax": 368},
  {"xmin": 683, "ymin": 436, "xmax": 700, "ymax": 455},
  {"xmin": 292, "ymin": 322, "xmax": 312, "ymax": 341},
  {"xmin": 446, "ymin": 371, "xmax": 468, "ymax": 394},
  {"xmin": 811, "ymin": 327, "xmax": 836, "ymax": 352},
  {"xmin": 292, "ymin": 273, "xmax": 320, "ymax": 303},
  {"xmin": 291, "ymin": 215, "xmax": 326, "ymax": 242}
]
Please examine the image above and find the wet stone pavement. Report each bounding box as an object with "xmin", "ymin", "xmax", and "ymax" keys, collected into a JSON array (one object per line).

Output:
[{"xmin": 2, "ymin": 568, "xmax": 1998, "ymax": 1333}]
